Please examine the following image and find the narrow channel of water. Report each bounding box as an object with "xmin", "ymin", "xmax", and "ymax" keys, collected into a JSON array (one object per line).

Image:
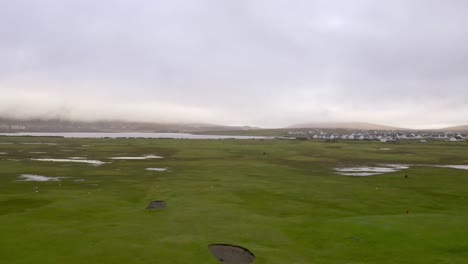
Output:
[{"xmin": 0, "ymin": 132, "xmax": 272, "ymax": 139}]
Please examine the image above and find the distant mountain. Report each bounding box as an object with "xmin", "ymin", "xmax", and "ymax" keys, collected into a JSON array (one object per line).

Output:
[
  {"xmin": 289, "ymin": 122, "xmax": 405, "ymax": 131},
  {"xmin": 439, "ymin": 125, "xmax": 468, "ymax": 131},
  {"xmin": 0, "ymin": 118, "xmax": 257, "ymax": 133}
]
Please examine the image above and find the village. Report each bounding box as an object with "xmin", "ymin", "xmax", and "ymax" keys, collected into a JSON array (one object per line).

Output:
[{"xmin": 286, "ymin": 129, "xmax": 468, "ymax": 142}]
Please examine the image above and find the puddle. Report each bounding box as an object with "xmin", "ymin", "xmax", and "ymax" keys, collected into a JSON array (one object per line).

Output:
[
  {"xmin": 335, "ymin": 167, "xmax": 399, "ymax": 173},
  {"xmin": 335, "ymin": 163, "xmax": 468, "ymax": 176},
  {"xmin": 335, "ymin": 164, "xmax": 409, "ymax": 176},
  {"xmin": 111, "ymin": 155, "xmax": 163, "ymax": 160},
  {"xmin": 380, "ymin": 164, "xmax": 410, "ymax": 170},
  {"xmin": 146, "ymin": 168, "xmax": 168, "ymax": 172},
  {"xmin": 337, "ymin": 172, "xmax": 382, "ymax": 176},
  {"xmin": 379, "ymin": 148, "xmax": 392, "ymax": 150},
  {"xmin": 0, "ymin": 152, "xmax": 6, "ymax": 155},
  {"xmin": 31, "ymin": 158, "xmax": 106, "ymax": 165},
  {"xmin": 18, "ymin": 174, "xmax": 63, "ymax": 182},
  {"xmin": 22, "ymin": 143, "xmax": 57, "ymax": 145},
  {"xmin": 433, "ymin": 165, "xmax": 468, "ymax": 170}
]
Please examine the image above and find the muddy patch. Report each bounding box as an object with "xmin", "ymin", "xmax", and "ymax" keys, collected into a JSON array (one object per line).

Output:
[
  {"xmin": 31, "ymin": 158, "xmax": 106, "ymax": 165},
  {"xmin": 208, "ymin": 244, "xmax": 255, "ymax": 264},
  {"xmin": 146, "ymin": 201, "xmax": 166, "ymax": 210}
]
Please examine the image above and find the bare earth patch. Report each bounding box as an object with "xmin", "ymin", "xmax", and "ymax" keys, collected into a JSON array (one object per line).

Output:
[
  {"xmin": 208, "ymin": 244, "xmax": 255, "ymax": 264},
  {"xmin": 146, "ymin": 201, "xmax": 167, "ymax": 210}
]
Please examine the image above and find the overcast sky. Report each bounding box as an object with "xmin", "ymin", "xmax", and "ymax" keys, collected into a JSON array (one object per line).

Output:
[{"xmin": 1, "ymin": 0, "xmax": 467, "ymax": 128}]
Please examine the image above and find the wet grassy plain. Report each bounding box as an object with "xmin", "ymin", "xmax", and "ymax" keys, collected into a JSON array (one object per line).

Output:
[{"xmin": 0, "ymin": 136, "xmax": 467, "ymax": 263}]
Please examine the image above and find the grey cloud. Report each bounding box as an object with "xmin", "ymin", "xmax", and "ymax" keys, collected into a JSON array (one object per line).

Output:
[{"xmin": 0, "ymin": 0, "xmax": 467, "ymax": 128}]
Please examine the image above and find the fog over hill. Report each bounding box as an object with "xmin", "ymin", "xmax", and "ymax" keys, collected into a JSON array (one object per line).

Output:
[
  {"xmin": 289, "ymin": 122, "xmax": 404, "ymax": 131},
  {"xmin": 440, "ymin": 125, "xmax": 468, "ymax": 132},
  {"xmin": 1, "ymin": 117, "xmax": 466, "ymax": 133},
  {"xmin": 0, "ymin": 118, "xmax": 256, "ymax": 133}
]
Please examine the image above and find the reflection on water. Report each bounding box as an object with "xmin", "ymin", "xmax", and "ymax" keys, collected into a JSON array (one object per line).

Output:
[
  {"xmin": 335, "ymin": 164, "xmax": 408, "ymax": 176},
  {"xmin": 31, "ymin": 158, "xmax": 106, "ymax": 165},
  {"xmin": 22, "ymin": 142, "xmax": 58, "ymax": 145},
  {"xmin": 18, "ymin": 174, "xmax": 63, "ymax": 182},
  {"xmin": 336, "ymin": 163, "xmax": 468, "ymax": 176},
  {"xmin": 146, "ymin": 168, "xmax": 168, "ymax": 171},
  {"xmin": 434, "ymin": 165, "xmax": 468, "ymax": 170},
  {"xmin": 111, "ymin": 155, "xmax": 163, "ymax": 160}
]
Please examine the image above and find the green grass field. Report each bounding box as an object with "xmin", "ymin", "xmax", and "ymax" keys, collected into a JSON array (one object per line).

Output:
[{"xmin": 0, "ymin": 137, "xmax": 467, "ymax": 263}]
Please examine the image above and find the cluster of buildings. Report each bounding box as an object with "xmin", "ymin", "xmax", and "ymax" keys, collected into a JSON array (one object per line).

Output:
[
  {"xmin": 286, "ymin": 130, "xmax": 467, "ymax": 142},
  {"xmin": 9, "ymin": 125, "xmax": 26, "ymax": 130}
]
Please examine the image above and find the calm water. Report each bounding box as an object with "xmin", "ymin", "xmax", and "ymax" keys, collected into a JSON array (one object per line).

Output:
[{"xmin": 0, "ymin": 132, "xmax": 272, "ymax": 139}]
